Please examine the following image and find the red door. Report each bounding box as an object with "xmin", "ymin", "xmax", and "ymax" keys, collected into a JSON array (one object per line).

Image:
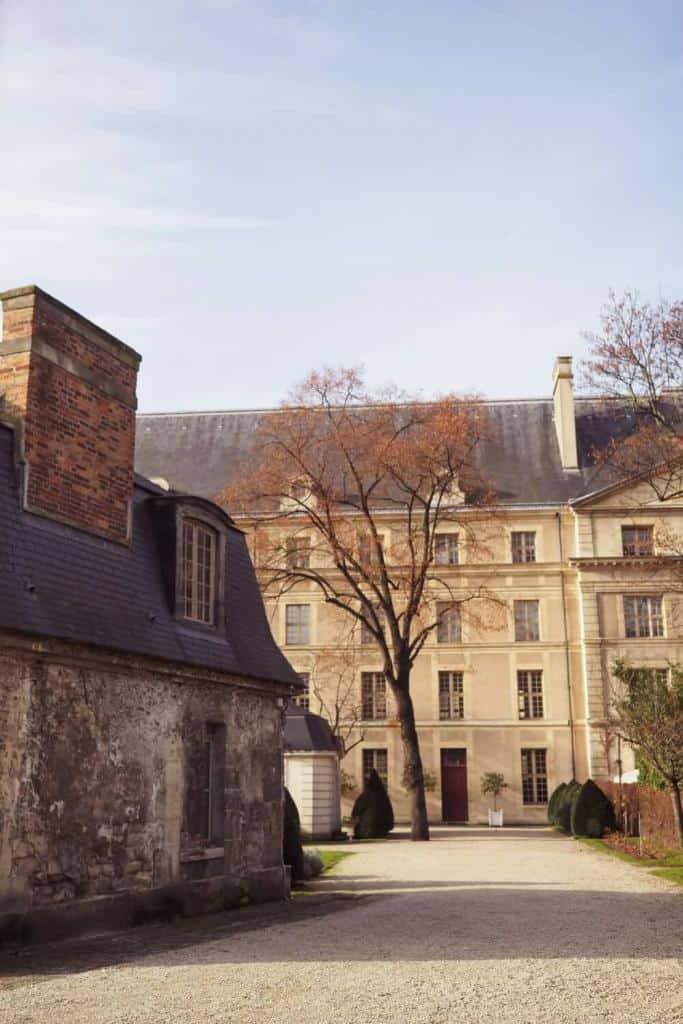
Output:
[{"xmin": 441, "ymin": 748, "xmax": 468, "ymax": 822}]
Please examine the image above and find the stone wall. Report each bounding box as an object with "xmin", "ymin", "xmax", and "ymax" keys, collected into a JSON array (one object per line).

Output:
[{"xmin": 0, "ymin": 637, "xmax": 286, "ymax": 934}]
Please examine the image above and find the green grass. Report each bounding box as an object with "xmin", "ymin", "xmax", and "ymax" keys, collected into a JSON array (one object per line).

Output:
[
  {"xmin": 576, "ymin": 836, "xmax": 683, "ymax": 888},
  {"xmin": 315, "ymin": 849, "xmax": 353, "ymax": 874}
]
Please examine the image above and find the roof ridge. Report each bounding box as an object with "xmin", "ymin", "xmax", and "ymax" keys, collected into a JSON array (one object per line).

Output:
[{"xmin": 136, "ymin": 393, "xmax": 623, "ymax": 419}]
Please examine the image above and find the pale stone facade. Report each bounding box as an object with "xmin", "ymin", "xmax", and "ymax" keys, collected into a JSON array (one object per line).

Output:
[
  {"xmin": 266, "ymin": 494, "xmax": 683, "ymax": 825},
  {"xmin": 135, "ymin": 357, "xmax": 683, "ymax": 827}
]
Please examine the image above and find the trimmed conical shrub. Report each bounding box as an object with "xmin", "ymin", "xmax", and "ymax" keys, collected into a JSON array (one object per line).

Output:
[
  {"xmin": 547, "ymin": 782, "xmax": 567, "ymax": 825},
  {"xmin": 283, "ymin": 787, "xmax": 305, "ymax": 882},
  {"xmin": 556, "ymin": 780, "xmax": 581, "ymax": 833},
  {"xmin": 570, "ymin": 779, "xmax": 616, "ymax": 838},
  {"xmin": 351, "ymin": 769, "xmax": 394, "ymax": 839}
]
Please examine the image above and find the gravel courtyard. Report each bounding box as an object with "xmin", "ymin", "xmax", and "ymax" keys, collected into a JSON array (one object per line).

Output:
[{"xmin": 1, "ymin": 827, "xmax": 682, "ymax": 1024}]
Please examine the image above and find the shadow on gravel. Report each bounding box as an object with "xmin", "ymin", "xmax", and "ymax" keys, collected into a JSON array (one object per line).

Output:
[{"xmin": 2, "ymin": 883, "xmax": 682, "ymax": 984}]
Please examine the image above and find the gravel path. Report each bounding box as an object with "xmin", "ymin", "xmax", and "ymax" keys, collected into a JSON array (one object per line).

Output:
[{"xmin": 1, "ymin": 826, "xmax": 682, "ymax": 1024}]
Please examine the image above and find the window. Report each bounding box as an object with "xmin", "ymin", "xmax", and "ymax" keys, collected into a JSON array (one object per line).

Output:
[
  {"xmin": 439, "ymin": 671, "xmax": 464, "ymax": 719},
  {"xmin": 436, "ymin": 601, "xmax": 462, "ymax": 643},
  {"xmin": 186, "ymin": 721, "xmax": 226, "ymax": 843},
  {"xmin": 285, "ymin": 604, "xmax": 310, "ymax": 645},
  {"xmin": 517, "ymin": 670, "xmax": 544, "ymax": 719},
  {"xmin": 435, "ymin": 534, "xmax": 459, "ymax": 566},
  {"xmin": 521, "ymin": 749, "xmax": 548, "ymax": 805},
  {"xmin": 181, "ymin": 519, "xmax": 216, "ymax": 624},
  {"xmin": 286, "ymin": 535, "xmax": 310, "ymax": 570},
  {"xmin": 623, "ymin": 596, "xmax": 664, "ymax": 638},
  {"xmin": 361, "ymin": 606, "xmax": 385, "ymax": 645},
  {"xmin": 514, "ymin": 600, "xmax": 540, "ymax": 641},
  {"xmin": 294, "ymin": 672, "xmax": 310, "ymax": 710},
  {"xmin": 359, "ymin": 533, "xmax": 385, "ymax": 566},
  {"xmin": 622, "ymin": 525, "xmax": 654, "ymax": 557},
  {"xmin": 361, "ymin": 672, "xmax": 387, "ymax": 720},
  {"xmin": 511, "ymin": 531, "xmax": 536, "ymax": 563},
  {"xmin": 362, "ymin": 748, "xmax": 388, "ymax": 787}
]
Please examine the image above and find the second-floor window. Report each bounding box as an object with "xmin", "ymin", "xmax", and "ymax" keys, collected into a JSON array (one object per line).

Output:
[
  {"xmin": 517, "ymin": 670, "xmax": 544, "ymax": 719},
  {"xmin": 511, "ymin": 531, "xmax": 536, "ymax": 563},
  {"xmin": 361, "ymin": 605, "xmax": 385, "ymax": 645},
  {"xmin": 286, "ymin": 535, "xmax": 310, "ymax": 570},
  {"xmin": 622, "ymin": 525, "xmax": 654, "ymax": 557},
  {"xmin": 435, "ymin": 534, "xmax": 459, "ymax": 566},
  {"xmin": 439, "ymin": 670, "xmax": 464, "ymax": 719},
  {"xmin": 624, "ymin": 596, "xmax": 664, "ymax": 638},
  {"xmin": 294, "ymin": 672, "xmax": 310, "ymax": 709},
  {"xmin": 181, "ymin": 519, "xmax": 216, "ymax": 625},
  {"xmin": 436, "ymin": 601, "xmax": 462, "ymax": 643},
  {"xmin": 361, "ymin": 672, "xmax": 387, "ymax": 720},
  {"xmin": 514, "ymin": 600, "xmax": 540, "ymax": 641},
  {"xmin": 285, "ymin": 604, "xmax": 310, "ymax": 645}
]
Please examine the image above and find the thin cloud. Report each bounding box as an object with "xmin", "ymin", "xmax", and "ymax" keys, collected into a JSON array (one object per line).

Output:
[{"xmin": 0, "ymin": 196, "xmax": 273, "ymax": 234}]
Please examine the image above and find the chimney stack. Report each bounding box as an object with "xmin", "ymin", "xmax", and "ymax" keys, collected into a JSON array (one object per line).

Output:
[
  {"xmin": 552, "ymin": 356, "xmax": 578, "ymax": 470},
  {"xmin": 0, "ymin": 285, "xmax": 141, "ymax": 543}
]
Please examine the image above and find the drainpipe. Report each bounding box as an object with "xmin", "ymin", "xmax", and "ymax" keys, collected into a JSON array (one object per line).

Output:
[{"xmin": 557, "ymin": 512, "xmax": 577, "ymax": 779}]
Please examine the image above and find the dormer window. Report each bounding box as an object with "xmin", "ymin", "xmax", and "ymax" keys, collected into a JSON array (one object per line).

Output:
[{"xmin": 181, "ymin": 518, "xmax": 217, "ymax": 624}]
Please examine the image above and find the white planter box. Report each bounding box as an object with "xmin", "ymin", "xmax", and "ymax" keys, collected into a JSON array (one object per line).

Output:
[{"xmin": 488, "ymin": 809, "xmax": 504, "ymax": 827}]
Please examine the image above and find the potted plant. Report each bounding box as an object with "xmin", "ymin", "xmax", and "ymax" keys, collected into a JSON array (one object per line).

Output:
[{"xmin": 481, "ymin": 772, "xmax": 507, "ymax": 826}]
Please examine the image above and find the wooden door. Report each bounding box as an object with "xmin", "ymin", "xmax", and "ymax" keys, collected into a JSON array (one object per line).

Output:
[{"xmin": 441, "ymin": 748, "xmax": 468, "ymax": 822}]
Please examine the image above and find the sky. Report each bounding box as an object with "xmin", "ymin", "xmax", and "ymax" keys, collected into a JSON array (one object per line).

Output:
[{"xmin": 1, "ymin": 1, "xmax": 682, "ymax": 412}]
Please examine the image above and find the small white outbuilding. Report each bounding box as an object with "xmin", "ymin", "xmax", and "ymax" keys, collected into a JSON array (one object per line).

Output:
[{"xmin": 284, "ymin": 706, "xmax": 342, "ymax": 841}]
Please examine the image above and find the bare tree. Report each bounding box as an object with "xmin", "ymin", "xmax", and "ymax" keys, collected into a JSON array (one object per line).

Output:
[
  {"xmin": 581, "ymin": 289, "xmax": 683, "ymax": 501},
  {"xmin": 217, "ymin": 368, "xmax": 499, "ymax": 840},
  {"xmin": 307, "ymin": 625, "xmax": 366, "ymax": 757},
  {"xmin": 611, "ymin": 660, "xmax": 683, "ymax": 848}
]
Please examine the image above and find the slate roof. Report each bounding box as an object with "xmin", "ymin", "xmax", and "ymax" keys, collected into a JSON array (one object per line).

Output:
[
  {"xmin": 284, "ymin": 705, "xmax": 339, "ymax": 753},
  {"xmin": 0, "ymin": 423, "xmax": 300, "ymax": 689},
  {"xmin": 134, "ymin": 397, "xmax": 649, "ymax": 508}
]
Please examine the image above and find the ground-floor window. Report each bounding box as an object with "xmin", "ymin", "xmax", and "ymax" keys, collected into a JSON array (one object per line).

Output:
[
  {"xmin": 521, "ymin": 748, "xmax": 548, "ymax": 805},
  {"xmin": 438, "ymin": 670, "xmax": 464, "ymax": 719},
  {"xmin": 362, "ymin": 748, "xmax": 388, "ymax": 788}
]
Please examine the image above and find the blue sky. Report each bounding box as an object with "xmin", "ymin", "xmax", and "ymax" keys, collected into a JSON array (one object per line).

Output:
[{"xmin": 1, "ymin": 1, "xmax": 682, "ymax": 411}]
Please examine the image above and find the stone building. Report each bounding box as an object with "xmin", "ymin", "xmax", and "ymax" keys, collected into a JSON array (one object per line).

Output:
[
  {"xmin": 136, "ymin": 359, "xmax": 683, "ymax": 826},
  {"xmin": 0, "ymin": 285, "xmax": 300, "ymax": 945}
]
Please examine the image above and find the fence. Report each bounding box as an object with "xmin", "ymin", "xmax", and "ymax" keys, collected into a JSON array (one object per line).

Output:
[{"xmin": 600, "ymin": 781, "xmax": 679, "ymax": 849}]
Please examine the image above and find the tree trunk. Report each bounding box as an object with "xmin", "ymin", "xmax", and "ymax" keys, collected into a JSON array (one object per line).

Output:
[
  {"xmin": 670, "ymin": 783, "xmax": 683, "ymax": 849},
  {"xmin": 393, "ymin": 672, "xmax": 429, "ymax": 841}
]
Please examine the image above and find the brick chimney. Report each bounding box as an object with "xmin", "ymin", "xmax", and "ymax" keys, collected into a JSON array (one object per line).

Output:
[
  {"xmin": 552, "ymin": 355, "xmax": 578, "ymax": 470},
  {"xmin": 0, "ymin": 285, "xmax": 141, "ymax": 544}
]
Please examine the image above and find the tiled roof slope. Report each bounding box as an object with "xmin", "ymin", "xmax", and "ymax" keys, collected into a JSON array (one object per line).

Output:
[
  {"xmin": 135, "ymin": 398, "xmax": 644, "ymax": 507},
  {"xmin": 0, "ymin": 424, "xmax": 300, "ymax": 688}
]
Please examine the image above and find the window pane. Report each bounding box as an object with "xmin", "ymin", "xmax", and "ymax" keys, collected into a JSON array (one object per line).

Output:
[
  {"xmin": 437, "ymin": 602, "xmax": 462, "ymax": 643},
  {"xmin": 624, "ymin": 596, "xmax": 664, "ymax": 638},
  {"xmin": 286, "ymin": 536, "xmax": 310, "ymax": 570},
  {"xmin": 295, "ymin": 672, "xmax": 310, "ymax": 710},
  {"xmin": 181, "ymin": 520, "xmax": 216, "ymax": 625},
  {"xmin": 622, "ymin": 526, "xmax": 653, "ymax": 557},
  {"xmin": 521, "ymin": 747, "xmax": 547, "ymax": 804},
  {"xmin": 435, "ymin": 534, "xmax": 459, "ymax": 565},
  {"xmin": 514, "ymin": 600, "xmax": 539, "ymax": 641},
  {"xmin": 511, "ymin": 531, "xmax": 536, "ymax": 563},
  {"xmin": 363, "ymin": 748, "xmax": 388, "ymax": 787},
  {"xmin": 439, "ymin": 670, "xmax": 463, "ymax": 719},
  {"xmin": 286, "ymin": 605, "xmax": 310, "ymax": 644},
  {"xmin": 518, "ymin": 670, "xmax": 544, "ymax": 719},
  {"xmin": 361, "ymin": 672, "xmax": 386, "ymax": 720}
]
